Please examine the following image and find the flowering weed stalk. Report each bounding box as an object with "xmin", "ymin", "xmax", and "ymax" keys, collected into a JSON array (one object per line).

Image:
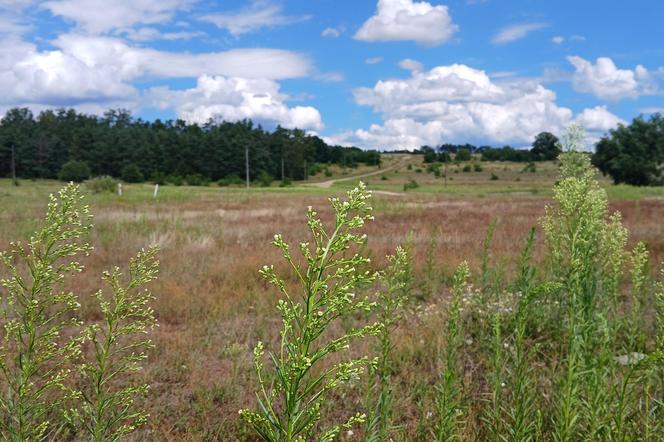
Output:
[
  {"xmin": 69, "ymin": 247, "xmax": 159, "ymax": 441},
  {"xmin": 240, "ymin": 183, "xmax": 380, "ymax": 441},
  {"xmin": 433, "ymin": 261, "xmax": 470, "ymax": 441},
  {"xmin": 0, "ymin": 183, "xmax": 92, "ymax": 440},
  {"xmin": 365, "ymin": 244, "xmax": 413, "ymax": 442}
]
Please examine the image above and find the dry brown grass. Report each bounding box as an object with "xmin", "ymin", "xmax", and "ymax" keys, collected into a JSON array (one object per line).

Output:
[{"xmin": 0, "ymin": 175, "xmax": 663, "ymax": 440}]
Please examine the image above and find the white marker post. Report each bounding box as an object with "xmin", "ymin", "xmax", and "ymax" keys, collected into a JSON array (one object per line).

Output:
[
  {"xmin": 153, "ymin": 183, "xmax": 159, "ymax": 199},
  {"xmin": 118, "ymin": 182, "xmax": 123, "ymax": 196}
]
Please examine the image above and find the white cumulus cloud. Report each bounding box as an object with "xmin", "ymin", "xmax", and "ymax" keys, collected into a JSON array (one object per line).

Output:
[
  {"xmin": 399, "ymin": 58, "xmax": 423, "ymax": 71},
  {"xmin": 0, "ymin": 33, "xmax": 312, "ymax": 115},
  {"xmin": 52, "ymin": 34, "xmax": 311, "ymax": 80},
  {"xmin": 568, "ymin": 56, "xmax": 659, "ymax": 101},
  {"xmin": 200, "ymin": 0, "xmax": 309, "ymax": 36},
  {"xmin": 148, "ymin": 75, "xmax": 323, "ymax": 130},
  {"xmin": 43, "ymin": 0, "xmax": 193, "ymax": 34},
  {"xmin": 321, "ymin": 27, "xmax": 341, "ymax": 38},
  {"xmin": 329, "ymin": 64, "xmax": 624, "ymax": 150},
  {"xmin": 492, "ymin": 22, "xmax": 548, "ymax": 44},
  {"xmin": 354, "ymin": 0, "xmax": 458, "ymax": 45},
  {"xmin": 575, "ymin": 105, "xmax": 626, "ymax": 131},
  {"xmin": 365, "ymin": 56, "xmax": 383, "ymax": 64}
]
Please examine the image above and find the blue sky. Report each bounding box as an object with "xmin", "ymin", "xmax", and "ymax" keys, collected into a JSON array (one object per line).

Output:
[{"xmin": 1, "ymin": 0, "xmax": 663, "ymax": 149}]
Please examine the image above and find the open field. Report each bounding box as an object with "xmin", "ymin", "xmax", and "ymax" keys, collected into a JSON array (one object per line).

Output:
[{"xmin": 1, "ymin": 156, "xmax": 664, "ymax": 440}]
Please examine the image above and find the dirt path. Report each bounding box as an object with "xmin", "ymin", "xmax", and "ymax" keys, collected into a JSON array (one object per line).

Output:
[{"xmin": 307, "ymin": 157, "xmax": 410, "ymax": 189}]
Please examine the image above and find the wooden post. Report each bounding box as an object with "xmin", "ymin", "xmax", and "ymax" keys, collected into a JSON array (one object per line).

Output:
[
  {"xmin": 153, "ymin": 183, "xmax": 159, "ymax": 199},
  {"xmin": 245, "ymin": 144, "xmax": 250, "ymax": 188},
  {"xmin": 10, "ymin": 144, "xmax": 17, "ymax": 186}
]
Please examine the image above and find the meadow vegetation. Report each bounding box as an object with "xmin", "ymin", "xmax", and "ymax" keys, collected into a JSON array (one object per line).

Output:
[{"xmin": 0, "ymin": 140, "xmax": 663, "ymax": 440}]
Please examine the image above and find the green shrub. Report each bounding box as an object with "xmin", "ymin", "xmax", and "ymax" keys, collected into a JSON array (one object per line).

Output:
[
  {"xmin": 279, "ymin": 178, "xmax": 292, "ymax": 187},
  {"xmin": 185, "ymin": 174, "xmax": 208, "ymax": 186},
  {"xmin": 490, "ymin": 172, "xmax": 499, "ymax": 180},
  {"xmin": 403, "ymin": 179, "xmax": 419, "ymax": 191},
  {"xmin": 426, "ymin": 163, "xmax": 441, "ymax": 174},
  {"xmin": 257, "ymin": 170, "xmax": 273, "ymax": 187},
  {"xmin": 474, "ymin": 163, "xmax": 483, "ymax": 172},
  {"xmin": 58, "ymin": 160, "xmax": 91, "ymax": 182},
  {"xmin": 522, "ymin": 162, "xmax": 537, "ymax": 173},
  {"xmin": 151, "ymin": 171, "xmax": 166, "ymax": 185},
  {"xmin": 381, "ymin": 174, "xmax": 388, "ymax": 180},
  {"xmin": 324, "ymin": 168, "xmax": 333, "ymax": 177},
  {"xmin": 218, "ymin": 174, "xmax": 244, "ymax": 187},
  {"xmin": 462, "ymin": 164, "xmax": 472, "ymax": 172},
  {"xmin": 120, "ymin": 164, "xmax": 144, "ymax": 183},
  {"xmin": 84, "ymin": 176, "xmax": 119, "ymax": 194},
  {"xmin": 167, "ymin": 175, "xmax": 184, "ymax": 186},
  {"xmin": 455, "ymin": 148, "xmax": 471, "ymax": 162}
]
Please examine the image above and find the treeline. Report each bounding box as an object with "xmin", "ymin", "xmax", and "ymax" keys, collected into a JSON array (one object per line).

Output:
[
  {"xmin": 415, "ymin": 132, "xmax": 561, "ymax": 163},
  {"xmin": 0, "ymin": 108, "xmax": 380, "ymax": 183}
]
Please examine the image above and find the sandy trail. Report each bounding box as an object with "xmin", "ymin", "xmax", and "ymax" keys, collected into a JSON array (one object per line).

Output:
[{"xmin": 307, "ymin": 158, "xmax": 410, "ymax": 189}]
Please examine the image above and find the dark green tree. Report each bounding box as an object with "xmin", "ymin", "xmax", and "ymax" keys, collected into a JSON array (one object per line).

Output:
[
  {"xmin": 120, "ymin": 164, "xmax": 145, "ymax": 183},
  {"xmin": 593, "ymin": 114, "xmax": 664, "ymax": 186},
  {"xmin": 58, "ymin": 160, "xmax": 91, "ymax": 182},
  {"xmin": 455, "ymin": 148, "xmax": 471, "ymax": 162},
  {"xmin": 531, "ymin": 131, "xmax": 561, "ymax": 160}
]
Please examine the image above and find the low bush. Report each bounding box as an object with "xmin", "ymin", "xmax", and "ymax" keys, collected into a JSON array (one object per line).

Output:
[
  {"xmin": 185, "ymin": 174, "xmax": 208, "ymax": 186},
  {"xmin": 403, "ymin": 179, "xmax": 419, "ymax": 191},
  {"xmin": 120, "ymin": 164, "xmax": 144, "ymax": 183},
  {"xmin": 256, "ymin": 170, "xmax": 273, "ymax": 187},
  {"xmin": 167, "ymin": 175, "xmax": 184, "ymax": 186},
  {"xmin": 218, "ymin": 174, "xmax": 244, "ymax": 187},
  {"xmin": 522, "ymin": 162, "xmax": 537, "ymax": 173},
  {"xmin": 84, "ymin": 175, "xmax": 119, "ymax": 193},
  {"xmin": 58, "ymin": 160, "xmax": 91, "ymax": 183}
]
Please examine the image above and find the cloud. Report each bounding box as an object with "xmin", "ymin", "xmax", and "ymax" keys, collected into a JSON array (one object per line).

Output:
[
  {"xmin": 399, "ymin": 58, "xmax": 423, "ymax": 71},
  {"xmin": 321, "ymin": 27, "xmax": 341, "ymax": 38},
  {"xmin": 120, "ymin": 27, "xmax": 204, "ymax": 41},
  {"xmin": 314, "ymin": 72, "xmax": 344, "ymax": 82},
  {"xmin": 365, "ymin": 56, "xmax": 383, "ymax": 65},
  {"xmin": 148, "ymin": 75, "xmax": 323, "ymax": 130},
  {"xmin": 574, "ymin": 105, "xmax": 626, "ymax": 131},
  {"xmin": 200, "ymin": 0, "xmax": 309, "ymax": 36},
  {"xmin": 552, "ymin": 36, "xmax": 564, "ymax": 44},
  {"xmin": 43, "ymin": 0, "xmax": 193, "ymax": 34},
  {"xmin": 568, "ymin": 55, "xmax": 659, "ymax": 101},
  {"xmin": 640, "ymin": 107, "xmax": 664, "ymax": 114},
  {"xmin": 492, "ymin": 22, "xmax": 548, "ymax": 44},
  {"xmin": 53, "ymin": 34, "xmax": 311, "ymax": 80},
  {"xmin": 0, "ymin": 33, "xmax": 312, "ymax": 115},
  {"xmin": 329, "ymin": 64, "xmax": 624, "ymax": 150},
  {"xmin": 354, "ymin": 0, "xmax": 458, "ymax": 45}
]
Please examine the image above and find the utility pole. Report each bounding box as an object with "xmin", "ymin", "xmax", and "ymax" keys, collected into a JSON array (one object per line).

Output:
[
  {"xmin": 245, "ymin": 144, "xmax": 250, "ymax": 188},
  {"xmin": 10, "ymin": 144, "xmax": 17, "ymax": 186}
]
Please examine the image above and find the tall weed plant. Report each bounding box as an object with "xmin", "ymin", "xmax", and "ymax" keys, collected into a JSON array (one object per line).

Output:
[{"xmin": 0, "ymin": 183, "xmax": 158, "ymax": 440}]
